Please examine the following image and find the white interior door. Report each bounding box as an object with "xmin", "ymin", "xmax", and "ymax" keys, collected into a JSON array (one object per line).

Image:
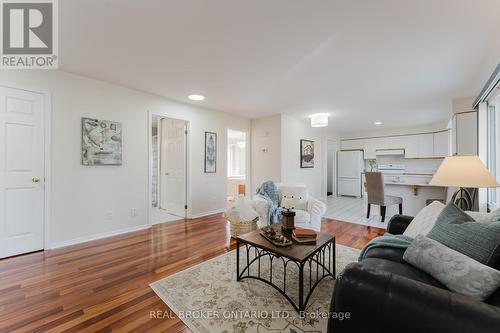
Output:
[
  {"xmin": 159, "ymin": 118, "xmax": 186, "ymax": 217},
  {"xmin": 0, "ymin": 87, "xmax": 45, "ymax": 258}
]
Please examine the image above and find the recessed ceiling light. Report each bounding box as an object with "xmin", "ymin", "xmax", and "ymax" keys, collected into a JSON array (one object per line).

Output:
[
  {"xmin": 188, "ymin": 94, "xmax": 205, "ymax": 101},
  {"xmin": 374, "ymin": 121, "xmax": 383, "ymax": 125}
]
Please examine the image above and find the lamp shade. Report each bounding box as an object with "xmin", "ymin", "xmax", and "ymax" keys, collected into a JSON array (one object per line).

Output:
[{"xmin": 429, "ymin": 155, "xmax": 499, "ymax": 188}]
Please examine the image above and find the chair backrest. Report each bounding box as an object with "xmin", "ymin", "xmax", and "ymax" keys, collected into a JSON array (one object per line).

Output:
[
  {"xmin": 365, "ymin": 172, "xmax": 386, "ymax": 205},
  {"xmin": 277, "ymin": 185, "xmax": 309, "ymax": 210}
]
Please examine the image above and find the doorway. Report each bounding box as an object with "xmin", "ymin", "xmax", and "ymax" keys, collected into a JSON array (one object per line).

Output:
[
  {"xmin": 0, "ymin": 86, "xmax": 47, "ymax": 258},
  {"xmin": 327, "ymin": 139, "xmax": 337, "ymax": 196},
  {"xmin": 227, "ymin": 129, "xmax": 247, "ymax": 203},
  {"xmin": 150, "ymin": 115, "xmax": 188, "ymax": 224}
]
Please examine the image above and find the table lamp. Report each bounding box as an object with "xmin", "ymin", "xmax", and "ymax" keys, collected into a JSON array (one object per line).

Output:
[{"xmin": 429, "ymin": 155, "xmax": 499, "ymax": 210}]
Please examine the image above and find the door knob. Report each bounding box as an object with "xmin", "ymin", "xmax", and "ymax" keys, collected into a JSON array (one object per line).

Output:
[
  {"xmin": 165, "ymin": 172, "xmax": 169, "ymax": 175},
  {"xmin": 32, "ymin": 176, "xmax": 41, "ymax": 183}
]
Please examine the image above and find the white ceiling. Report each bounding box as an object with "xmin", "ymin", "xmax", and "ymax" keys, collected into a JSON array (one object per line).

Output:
[{"xmin": 60, "ymin": 0, "xmax": 500, "ymax": 133}]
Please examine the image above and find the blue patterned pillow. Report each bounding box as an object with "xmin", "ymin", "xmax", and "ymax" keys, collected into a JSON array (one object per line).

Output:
[{"xmin": 428, "ymin": 203, "xmax": 500, "ymax": 266}]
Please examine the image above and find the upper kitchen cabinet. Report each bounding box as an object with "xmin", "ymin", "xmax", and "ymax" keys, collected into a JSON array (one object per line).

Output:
[
  {"xmin": 452, "ymin": 111, "xmax": 478, "ymax": 155},
  {"xmin": 340, "ymin": 126, "xmax": 451, "ymax": 159},
  {"xmin": 404, "ymin": 133, "xmax": 434, "ymax": 158},
  {"xmin": 433, "ymin": 130, "xmax": 451, "ymax": 157},
  {"xmin": 364, "ymin": 137, "xmax": 381, "ymax": 159}
]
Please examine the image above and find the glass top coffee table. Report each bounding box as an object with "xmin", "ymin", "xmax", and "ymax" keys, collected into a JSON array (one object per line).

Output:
[{"xmin": 236, "ymin": 224, "xmax": 336, "ymax": 312}]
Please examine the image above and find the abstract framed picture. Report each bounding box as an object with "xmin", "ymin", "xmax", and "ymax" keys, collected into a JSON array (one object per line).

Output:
[
  {"xmin": 204, "ymin": 131, "xmax": 217, "ymax": 173},
  {"xmin": 81, "ymin": 117, "xmax": 122, "ymax": 166},
  {"xmin": 300, "ymin": 139, "xmax": 314, "ymax": 168}
]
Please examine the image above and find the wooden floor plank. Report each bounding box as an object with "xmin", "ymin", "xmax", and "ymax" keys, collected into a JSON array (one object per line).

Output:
[{"xmin": 0, "ymin": 215, "xmax": 383, "ymax": 332}]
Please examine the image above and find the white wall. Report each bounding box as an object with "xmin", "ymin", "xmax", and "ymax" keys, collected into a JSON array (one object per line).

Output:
[
  {"xmin": 281, "ymin": 114, "xmax": 325, "ymax": 198},
  {"xmin": 452, "ymin": 96, "xmax": 475, "ymax": 113},
  {"xmin": 250, "ymin": 115, "xmax": 282, "ymax": 193},
  {"xmin": 0, "ymin": 70, "xmax": 250, "ymax": 247}
]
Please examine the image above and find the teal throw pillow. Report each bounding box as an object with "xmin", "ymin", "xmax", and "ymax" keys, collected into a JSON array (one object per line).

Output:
[{"xmin": 427, "ymin": 202, "xmax": 500, "ymax": 266}]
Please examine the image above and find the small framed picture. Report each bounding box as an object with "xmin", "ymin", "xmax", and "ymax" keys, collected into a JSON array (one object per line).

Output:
[
  {"xmin": 204, "ymin": 132, "xmax": 217, "ymax": 173},
  {"xmin": 300, "ymin": 139, "xmax": 314, "ymax": 168}
]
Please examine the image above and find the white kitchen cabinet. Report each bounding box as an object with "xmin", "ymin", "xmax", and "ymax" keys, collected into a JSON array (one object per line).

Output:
[
  {"xmin": 433, "ymin": 130, "xmax": 450, "ymax": 157},
  {"xmin": 364, "ymin": 137, "xmax": 380, "ymax": 159},
  {"xmin": 380, "ymin": 135, "xmax": 404, "ymax": 149},
  {"xmin": 419, "ymin": 133, "xmax": 434, "ymax": 157},
  {"xmin": 404, "ymin": 134, "xmax": 433, "ymax": 158},
  {"xmin": 451, "ymin": 117, "xmax": 457, "ymax": 155},
  {"xmin": 455, "ymin": 111, "xmax": 478, "ymax": 155},
  {"xmin": 403, "ymin": 135, "xmax": 419, "ymax": 158},
  {"xmin": 341, "ymin": 126, "xmax": 453, "ymax": 160}
]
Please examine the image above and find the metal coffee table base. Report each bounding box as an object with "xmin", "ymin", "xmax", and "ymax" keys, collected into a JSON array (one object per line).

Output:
[{"xmin": 236, "ymin": 239, "xmax": 335, "ymax": 313}]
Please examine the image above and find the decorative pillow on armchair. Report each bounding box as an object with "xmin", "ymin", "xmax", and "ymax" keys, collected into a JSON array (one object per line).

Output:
[
  {"xmin": 428, "ymin": 202, "xmax": 500, "ymax": 266},
  {"xmin": 279, "ymin": 186, "xmax": 308, "ymax": 211}
]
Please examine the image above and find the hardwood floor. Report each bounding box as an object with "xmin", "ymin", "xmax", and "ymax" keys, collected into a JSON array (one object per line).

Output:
[{"xmin": 0, "ymin": 215, "xmax": 384, "ymax": 333}]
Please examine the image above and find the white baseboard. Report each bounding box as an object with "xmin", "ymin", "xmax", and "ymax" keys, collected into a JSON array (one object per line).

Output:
[
  {"xmin": 189, "ymin": 208, "xmax": 225, "ymax": 219},
  {"xmin": 48, "ymin": 224, "xmax": 150, "ymax": 250}
]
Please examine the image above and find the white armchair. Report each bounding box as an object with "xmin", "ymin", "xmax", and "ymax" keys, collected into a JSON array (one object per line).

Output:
[{"xmin": 252, "ymin": 184, "xmax": 326, "ymax": 231}]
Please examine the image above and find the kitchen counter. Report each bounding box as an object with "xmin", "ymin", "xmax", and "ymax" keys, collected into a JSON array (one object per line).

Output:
[
  {"xmin": 385, "ymin": 181, "xmax": 437, "ymax": 187},
  {"xmin": 362, "ymin": 175, "xmax": 447, "ymax": 216}
]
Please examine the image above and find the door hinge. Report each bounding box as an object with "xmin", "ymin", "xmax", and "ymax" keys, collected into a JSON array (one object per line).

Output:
[
  {"xmin": 185, "ymin": 130, "xmax": 188, "ymax": 135},
  {"xmin": 184, "ymin": 205, "xmax": 188, "ymax": 209}
]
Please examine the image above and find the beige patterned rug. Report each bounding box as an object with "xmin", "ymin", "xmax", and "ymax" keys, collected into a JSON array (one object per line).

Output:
[{"xmin": 150, "ymin": 244, "xmax": 360, "ymax": 333}]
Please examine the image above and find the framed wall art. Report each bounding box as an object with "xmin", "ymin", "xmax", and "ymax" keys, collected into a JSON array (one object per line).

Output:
[
  {"xmin": 300, "ymin": 139, "xmax": 314, "ymax": 168},
  {"xmin": 81, "ymin": 117, "xmax": 122, "ymax": 166},
  {"xmin": 204, "ymin": 131, "xmax": 217, "ymax": 173}
]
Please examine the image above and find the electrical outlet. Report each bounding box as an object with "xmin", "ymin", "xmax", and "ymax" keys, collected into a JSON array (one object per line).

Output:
[
  {"xmin": 131, "ymin": 208, "xmax": 138, "ymax": 217},
  {"xmin": 106, "ymin": 211, "xmax": 113, "ymax": 220}
]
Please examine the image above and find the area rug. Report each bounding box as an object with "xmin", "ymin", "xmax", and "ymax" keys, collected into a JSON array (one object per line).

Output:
[{"xmin": 150, "ymin": 244, "xmax": 360, "ymax": 333}]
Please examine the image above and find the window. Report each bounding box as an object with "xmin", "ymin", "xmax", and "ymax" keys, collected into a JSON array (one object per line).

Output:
[
  {"xmin": 486, "ymin": 92, "xmax": 500, "ymax": 210},
  {"xmin": 487, "ymin": 103, "xmax": 496, "ymax": 207}
]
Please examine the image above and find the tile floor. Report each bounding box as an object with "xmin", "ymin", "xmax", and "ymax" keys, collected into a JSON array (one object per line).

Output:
[{"xmin": 324, "ymin": 195, "xmax": 402, "ymax": 229}]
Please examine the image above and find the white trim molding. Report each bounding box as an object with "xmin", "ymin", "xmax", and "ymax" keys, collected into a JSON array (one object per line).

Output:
[
  {"xmin": 189, "ymin": 208, "xmax": 225, "ymax": 219},
  {"xmin": 49, "ymin": 224, "xmax": 150, "ymax": 249}
]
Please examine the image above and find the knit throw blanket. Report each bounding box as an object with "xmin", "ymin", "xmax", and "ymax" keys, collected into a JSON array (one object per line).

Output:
[
  {"xmin": 256, "ymin": 181, "xmax": 282, "ymax": 225},
  {"xmin": 358, "ymin": 234, "xmax": 413, "ymax": 261}
]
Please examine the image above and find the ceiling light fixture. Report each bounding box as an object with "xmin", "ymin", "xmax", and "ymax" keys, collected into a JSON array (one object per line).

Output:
[
  {"xmin": 310, "ymin": 114, "xmax": 329, "ymax": 127},
  {"xmin": 374, "ymin": 121, "xmax": 383, "ymax": 125},
  {"xmin": 188, "ymin": 94, "xmax": 205, "ymax": 101}
]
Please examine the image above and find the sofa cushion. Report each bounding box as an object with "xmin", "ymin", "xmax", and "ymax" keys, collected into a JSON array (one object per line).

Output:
[
  {"xmin": 404, "ymin": 235, "xmax": 500, "ymax": 301},
  {"xmin": 360, "ymin": 257, "xmax": 446, "ymax": 289},
  {"xmin": 428, "ymin": 203, "xmax": 500, "ymax": 265},
  {"xmin": 280, "ymin": 186, "xmax": 308, "ymax": 210},
  {"xmin": 403, "ymin": 201, "xmax": 445, "ymax": 238}
]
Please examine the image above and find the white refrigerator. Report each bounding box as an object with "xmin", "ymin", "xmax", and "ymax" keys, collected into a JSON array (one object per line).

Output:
[{"xmin": 337, "ymin": 150, "xmax": 364, "ymax": 197}]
